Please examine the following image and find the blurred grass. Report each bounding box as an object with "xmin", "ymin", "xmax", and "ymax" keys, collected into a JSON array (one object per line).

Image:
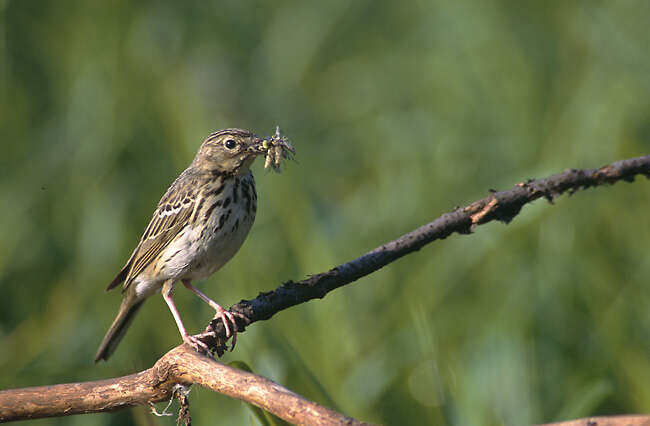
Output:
[{"xmin": 1, "ymin": 1, "xmax": 650, "ymax": 425}]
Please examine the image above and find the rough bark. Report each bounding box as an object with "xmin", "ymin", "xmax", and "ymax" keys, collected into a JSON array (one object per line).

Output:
[
  {"xmin": 0, "ymin": 346, "xmax": 367, "ymax": 425},
  {"xmin": 202, "ymin": 155, "xmax": 650, "ymax": 355},
  {"xmin": 1, "ymin": 154, "xmax": 648, "ymax": 424}
]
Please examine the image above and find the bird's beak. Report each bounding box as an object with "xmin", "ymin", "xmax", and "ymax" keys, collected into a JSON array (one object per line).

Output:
[{"xmin": 247, "ymin": 137, "xmax": 269, "ymax": 156}]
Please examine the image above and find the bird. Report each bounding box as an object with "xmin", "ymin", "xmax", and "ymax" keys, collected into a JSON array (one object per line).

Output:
[{"xmin": 95, "ymin": 128, "xmax": 292, "ymax": 362}]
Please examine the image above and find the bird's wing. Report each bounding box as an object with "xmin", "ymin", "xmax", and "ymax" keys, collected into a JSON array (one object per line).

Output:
[
  {"xmin": 122, "ymin": 197, "xmax": 195, "ymax": 289},
  {"xmin": 106, "ymin": 173, "xmax": 202, "ymax": 292}
]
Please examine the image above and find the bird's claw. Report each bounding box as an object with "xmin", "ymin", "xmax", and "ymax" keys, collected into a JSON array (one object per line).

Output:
[
  {"xmin": 213, "ymin": 307, "xmax": 248, "ymax": 351},
  {"xmin": 182, "ymin": 334, "xmax": 210, "ymax": 355}
]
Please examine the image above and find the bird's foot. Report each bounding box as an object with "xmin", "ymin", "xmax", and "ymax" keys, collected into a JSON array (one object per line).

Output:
[
  {"xmin": 182, "ymin": 333, "xmax": 210, "ymax": 355},
  {"xmin": 212, "ymin": 306, "xmax": 248, "ymax": 351}
]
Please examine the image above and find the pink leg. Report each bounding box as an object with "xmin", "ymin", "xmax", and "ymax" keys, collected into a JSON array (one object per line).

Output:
[
  {"xmin": 162, "ymin": 280, "xmax": 208, "ymax": 353},
  {"xmin": 182, "ymin": 279, "xmax": 246, "ymax": 349}
]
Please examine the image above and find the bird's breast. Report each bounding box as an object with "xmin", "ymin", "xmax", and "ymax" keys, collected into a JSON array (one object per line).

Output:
[{"xmin": 166, "ymin": 174, "xmax": 258, "ymax": 281}]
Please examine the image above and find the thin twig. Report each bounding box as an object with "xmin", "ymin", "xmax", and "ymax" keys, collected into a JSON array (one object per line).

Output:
[{"xmin": 200, "ymin": 155, "xmax": 650, "ymax": 355}]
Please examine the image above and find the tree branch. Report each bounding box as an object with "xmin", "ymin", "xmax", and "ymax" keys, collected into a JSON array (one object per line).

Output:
[
  {"xmin": 1, "ymin": 155, "xmax": 648, "ymax": 424},
  {"xmin": 538, "ymin": 414, "xmax": 650, "ymax": 426},
  {"xmin": 0, "ymin": 345, "xmax": 367, "ymax": 425},
  {"xmin": 201, "ymin": 155, "xmax": 650, "ymax": 355}
]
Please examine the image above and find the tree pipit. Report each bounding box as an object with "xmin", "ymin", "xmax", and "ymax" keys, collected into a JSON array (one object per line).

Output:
[{"xmin": 95, "ymin": 128, "xmax": 294, "ymax": 362}]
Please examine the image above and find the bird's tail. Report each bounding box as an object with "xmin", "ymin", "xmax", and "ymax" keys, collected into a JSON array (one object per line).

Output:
[{"xmin": 94, "ymin": 298, "xmax": 144, "ymax": 362}]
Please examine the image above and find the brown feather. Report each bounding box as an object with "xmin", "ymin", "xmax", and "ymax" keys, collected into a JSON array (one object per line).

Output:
[{"xmin": 106, "ymin": 170, "xmax": 212, "ymax": 292}]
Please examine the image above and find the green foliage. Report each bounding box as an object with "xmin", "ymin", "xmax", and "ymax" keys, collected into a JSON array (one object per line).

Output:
[{"xmin": 1, "ymin": 1, "xmax": 649, "ymax": 425}]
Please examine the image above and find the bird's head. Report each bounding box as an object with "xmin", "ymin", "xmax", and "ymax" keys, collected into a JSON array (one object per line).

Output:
[{"xmin": 192, "ymin": 128, "xmax": 267, "ymax": 175}]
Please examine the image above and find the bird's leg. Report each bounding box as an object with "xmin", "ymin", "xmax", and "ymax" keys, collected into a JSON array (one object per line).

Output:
[
  {"xmin": 162, "ymin": 280, "xmax": 209, "ymax": 353},
  {"xmin": 182, "ymin": 279, "xmax": 247, "ymax": 349}
]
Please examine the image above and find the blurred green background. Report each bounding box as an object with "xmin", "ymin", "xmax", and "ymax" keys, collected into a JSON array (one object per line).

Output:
[{"xmin": 1, "ymin": 1, "xmax": 649, "ymax": 425}]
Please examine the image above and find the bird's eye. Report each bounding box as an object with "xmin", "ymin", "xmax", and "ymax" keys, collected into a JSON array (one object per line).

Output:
[{"xmin": 224, "ymin": 139, "xmax": 237, "ymax": 150}]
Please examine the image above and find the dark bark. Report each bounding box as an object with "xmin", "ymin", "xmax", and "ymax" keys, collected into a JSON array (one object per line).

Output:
[{"xmin": 201, "ymin": 155, "xmax": 650, "ymax": 355}]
